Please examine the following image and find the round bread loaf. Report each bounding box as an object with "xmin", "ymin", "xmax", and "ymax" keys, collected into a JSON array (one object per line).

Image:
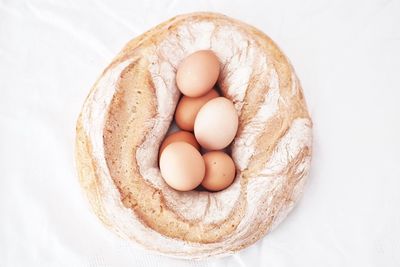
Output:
[{"xmin": 75, "ymin": 12, "xmax": 312, "ymax": 259}]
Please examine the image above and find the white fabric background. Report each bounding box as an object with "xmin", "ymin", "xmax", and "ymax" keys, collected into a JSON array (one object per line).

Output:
[{"xmin": 1, "ymin": 0, "xmax": 399, "ymax": 266}]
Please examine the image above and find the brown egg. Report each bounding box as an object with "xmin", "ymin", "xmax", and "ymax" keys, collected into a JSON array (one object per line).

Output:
[
  {"xmin": 159, "ymin": 142, "xmax": 205, "ymax": 191},
  {"xmin": 159, "ymin": 131, "xmax": 200, "ymax": 156},
  {"xmin": 194, "ymin": 97, "xmax": 239, "ymax": 150},
  {"xmin": 201, "ymin": 151, "xmax": 236, "ymax": 191},
  {"xmin": 174, "ymin": 89, "xmax": 219, "ymax": 131},
  {"xmin": 176, "ymin": 50, "xmax": 220, "ymax": 97}
]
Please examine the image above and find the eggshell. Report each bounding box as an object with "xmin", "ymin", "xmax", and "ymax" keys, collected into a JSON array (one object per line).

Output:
[
  {"xmin": 176, "ymin": 50, "xmax": 220, "ymax": 97},
  {"xmin": 174, "ymin": 89, "xmax": 219, "ymax": 131},
  {"xmin": 159, "ymin": 131, "xmax": 200, "ymax": 156},
  {"xmin": 201, "ymin": 151, "xmax": 236, "ymax": 191},
  {"xmin": 194, "ymin": 97, "xmax": 239, "ymax": 150},
  {"xmin": 159, "ymin": 142, "xmax": 205, "ymax": 191}
]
